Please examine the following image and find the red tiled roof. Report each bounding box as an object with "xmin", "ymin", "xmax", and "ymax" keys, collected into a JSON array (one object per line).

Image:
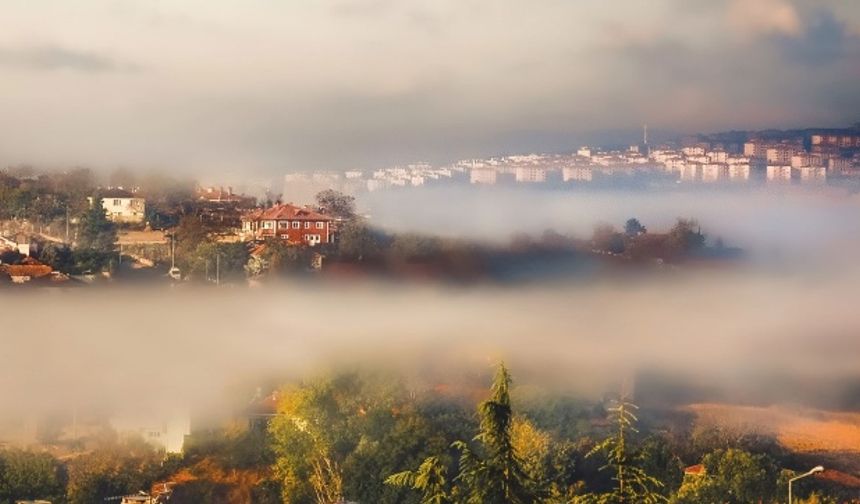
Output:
[
  {"xmin": 0, "ymin": 264, "xmax": 52, "ymax": 278},
  {"xmin": 243, "ymin": 204, "xmax": 332, "ymax": 222},
  {"xmin": 684, "ymin": 464, "xmax": 705, "ymax": 476}
]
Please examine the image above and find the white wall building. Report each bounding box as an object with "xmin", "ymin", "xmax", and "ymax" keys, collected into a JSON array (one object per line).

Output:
[{"xmin": 95, "ymin": 190, "xmax": 146, "ymax": 224}]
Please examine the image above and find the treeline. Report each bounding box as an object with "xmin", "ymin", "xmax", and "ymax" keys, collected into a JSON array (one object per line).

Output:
[
  {"xmin": 0, "ymin": 167, "xmax": 198, "ymax": 228},
  {"xmin": 0, "ymin": 365, "xmax": 849, "ymax": 503}
]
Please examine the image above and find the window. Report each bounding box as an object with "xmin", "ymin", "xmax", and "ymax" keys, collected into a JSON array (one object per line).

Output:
[
  {"xmin": 292, "ymin": 221, "xmax": 300, "ymax": 229},
  {"xmin": 304, "ymin": 221, "xmax": 310, "ymax": 229},
  {"xmin": 280, "ymin": 234, "xmax": 289, "ymax": 240},
  {"xmin": 113, "ymin": 199, "xmax": 121, "ymax": 206},
  {"xmin": 263, "ymin": 221, "xmax": 273, "ymax": 229},
  {"xmin": 316, "ymin": 221, "xmax": 324, "ymax": 229},
  {"xmin": 278, "ymin": 221, "xmax": 289, "ymax": 229}
]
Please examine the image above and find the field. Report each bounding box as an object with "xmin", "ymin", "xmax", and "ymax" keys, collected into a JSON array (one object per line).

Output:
[{"xmin": 686, "ymin": 403, "xmax": 860, "ymax": 475}]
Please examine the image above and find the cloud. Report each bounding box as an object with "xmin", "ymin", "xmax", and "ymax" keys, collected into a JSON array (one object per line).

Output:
[
  {"xmin": 727, "ymin": 0, "xmax": 802, "ymax": 37},
  {"xmin": 0, "ymin": 1, "xmax": 857, "ymax": 175},
  {"xmin": 0, "ymin": 45, "xmax": 134, "ymax": 73},
  {"xmin": 775, "ymin": 9, "xmax": 857, "ymax": 65}
]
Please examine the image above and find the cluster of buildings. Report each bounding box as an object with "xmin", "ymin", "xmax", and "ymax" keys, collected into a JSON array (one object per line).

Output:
[
  {"xmin": 463, "ymin": 135, "xmax": 859, "ymax": 187},
  {"xmin": 282, "ymin": 163, "xmax": 464, "ymax": 202},
  {"xmin": 274, "ymin": 126, "xmax": 860, "ymax": 194}
]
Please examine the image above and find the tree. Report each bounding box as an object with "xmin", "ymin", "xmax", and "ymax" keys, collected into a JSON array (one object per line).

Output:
[
  {"xmin": 77, "ymin": 202, "xmax": 117, "ymax": 254},
  {"xmin": 270, "ymin": 373, "xmax": 420, "ymax": 504},
  {"xmin": 0, "ymin": 449, "xmax": 66, "ymax": 503},
  {"xmin": 37, "ymin": 242, "xmax": 75, "ymax": 272},
  {"xmin": 65, "ymin": 437, "xmax": 168, "ymax": 504},
  {"xmin": 315, "ymin": 190, "xmax": 356, "ymax": 220},
  {"xmin": 75, "ymin": 201, "xmax": 118, "ymax": 272},
  {"xmin": 592, "ymin": 224, "xmax": 625, "ymax": 254},
  {"xmin": 670, "ymin": 448, "xmax": 779, "ymax": 504},
  {"xmin": 173, "ymin": 214, "xmax": 208, "ymax": 270},
  {"xmin": 388, "ymin": 364, "xmax": 541, "ymax": 504},
  {"xmin": 636, "ymin": 436, "xmax": 683, "ymax": 498},
  {"xmin": 337, "ymin": 219, "xmax": 382, "ymax": 261},
  {"xmin": 666, "ymin": 219, "xmax": 705, "ymax": 256},
  {"xmin": 581, "ymin": 399, "xmax": 666, "ymax": 504},
  {"xmin": 624, "ymin": 219, "xmax": 646, "ymax": 237},
  {"xmin": 190, "ymin": 242, "xmax": 250, "ymax": 282},
  {"xmin": 385, "ymin": 456, "xmax": 451, "ymax": 504},
  {"xmin": 390, "ymin": 234, "xmax": 442, "ymax": 262},
  {"xmin": 256, "ymin": 239, "xmax": 312, "ymax": 275}
]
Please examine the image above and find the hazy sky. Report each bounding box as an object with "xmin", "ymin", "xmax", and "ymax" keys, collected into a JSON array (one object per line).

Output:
[{"xmin": 1, "ymin": 0, "xmax": 859, "ymax": 176}]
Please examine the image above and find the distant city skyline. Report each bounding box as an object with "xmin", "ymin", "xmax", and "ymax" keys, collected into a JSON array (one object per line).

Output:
[{"xmin": 0, "ymin": 0, "xmax": 859, "ymax": 176}]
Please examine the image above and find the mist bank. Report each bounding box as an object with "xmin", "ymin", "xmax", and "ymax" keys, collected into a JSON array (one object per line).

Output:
[
  {"xmin": 1, "ymin": 265, "xmax": 859, "ymax": 427},
  {"xmin": 359, "ymin": 186, "xmax": 860, "ymax": 264}
]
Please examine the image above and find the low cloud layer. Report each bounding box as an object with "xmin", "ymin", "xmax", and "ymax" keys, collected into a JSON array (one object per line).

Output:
[{"xmin": 1, "ymin": 267, "xmax": 859, "ymax": 426}]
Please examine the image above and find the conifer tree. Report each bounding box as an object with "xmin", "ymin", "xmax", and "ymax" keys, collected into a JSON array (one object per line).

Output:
[{"xmin": 581, "ymin": 399, "xmax": 666, "ymax": 504}]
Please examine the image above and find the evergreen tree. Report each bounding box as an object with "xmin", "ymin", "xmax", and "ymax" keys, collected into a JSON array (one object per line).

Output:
[
  {"xmin": 581, "ymin": 399, "xmax": 666, "ymax": 504},
  {"xmin": 77, "ymin": 203, "xmax": 117, "ymax": 255},
  {"xmin": 385, "ymin": 456, "xmax": 451, "ymax": 504},
  {"xmin": 74, "ymin": 201, "xmax": 118, "ymax": 272},
  {"xmin": 387, "ymin": 363, "xmax": 542, "ymax": 504}
]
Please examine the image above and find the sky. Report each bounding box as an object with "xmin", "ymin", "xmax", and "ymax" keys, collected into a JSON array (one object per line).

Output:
[{"xmin": 0, "ymin": 0, "xmax": 859, "ymax": 177}]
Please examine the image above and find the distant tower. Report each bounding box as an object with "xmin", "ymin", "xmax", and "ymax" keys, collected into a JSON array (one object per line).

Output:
[{"xmin": 642, "ymin": 123, "xmax": 649, "ymax": 156}]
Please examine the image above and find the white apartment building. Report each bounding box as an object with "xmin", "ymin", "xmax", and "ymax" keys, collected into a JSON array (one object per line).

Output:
[
  {"xmin": 766, "ymin": 165, "xmax": 793, "ymax": 183},
  {"xmin": 562, "ymin": 166, "xmax": 593, "ymax": 182},
  {"xmin": 470, "ymin": 167, "xmax": 497, "ymax": 185}
]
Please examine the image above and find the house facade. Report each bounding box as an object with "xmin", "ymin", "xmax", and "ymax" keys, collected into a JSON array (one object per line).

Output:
[
  {"xmin": 98, "ymin": 189, "xmax": 146, "ymax": 224},
  {"xmin": 241, "ymin": 203, "xmax": 334, "ymax": 246}
]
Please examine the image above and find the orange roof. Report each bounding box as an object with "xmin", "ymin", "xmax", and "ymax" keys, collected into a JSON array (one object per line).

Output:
[
  {"xmin": 0, "ymin": 264, "xmax": 52, "ymax": 278},
  {"xmin": 243, "ymin": 203, "xmax": 331, "ymax": 222},
  {"xmin": 684, "ymin": 464, "xmax": 705, "ymax": 476}
]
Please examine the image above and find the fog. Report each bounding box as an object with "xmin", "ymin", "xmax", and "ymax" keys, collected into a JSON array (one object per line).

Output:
[
  {"xmin": 361, "ymin": 186, "xmax": 860, "ymax": 262},
  {"xmin": 2, "ymin": 185, "xmax": 860, "ymax": 447},
  {"xmin": 1, "ymin": 263, "xmax": 859, "ymax": 430},
  {"xmin": 1, "ymin": 1, "xmax": 859, "ymax": 174}
]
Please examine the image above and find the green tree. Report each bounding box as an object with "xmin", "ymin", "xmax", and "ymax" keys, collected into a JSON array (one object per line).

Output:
[
  {"xmin": 173, "ymin": 214, "xmax": 208, "ymax": 271},
  {"xmin": 337, "ymin": 219, "xmax": 382, "ymax": 261},
  {"xmin": 385, "ymin": 456, "xmax": 451, "ymax": 504},
  {"xmin": 580, "ymin": 399, "xmax": 666, "ymax": 504},
  {"xmin": 388, "ymin": 364, "xmax": 541, "ymax": 504},
  {"xmin": 666, "ymin": 219, "xmax": 705, "ymax": 256},
  {"xmin": 670, "ymin": 448, "xmax": 779, "ymax": 504},
  {"xmin": 78, "ymin": 202, "xmax": 118, "ymax": 254},
  {"xmin": 37, "ymin": 242, "xmax": 75, "ymax": 273},
  {"xmin": 0, "ymin": 449, "xmax": 66, "ymax": 503},
  {"xmin": 190, "ymin": 242, "xmax": 249, "ymax": 282},
  {"xmin": 315, "ymin": 189, "xmax": 356, "ymax": 220},
  {"xmin": 75, "ymin": 201, "xmax": 118, "ymax": 272},
  {"xmin": 257, "ymin": 239, "xmax": 312, "ymax": 275},
  {"xmin": 592, "ymin": 224, "xmax": 625, "ymax": 254},
  {"xmin": 270, "ymin": 373, "xmax": 410, "ymax": 504},
  {"xmin": 624, "ymin": 218, "xmax": 646, "ymax": 237}
]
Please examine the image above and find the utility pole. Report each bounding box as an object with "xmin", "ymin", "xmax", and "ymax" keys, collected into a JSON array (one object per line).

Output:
[{"xmin": 215, "ymin": 253, "xmax": 220, "ymax": 286}]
